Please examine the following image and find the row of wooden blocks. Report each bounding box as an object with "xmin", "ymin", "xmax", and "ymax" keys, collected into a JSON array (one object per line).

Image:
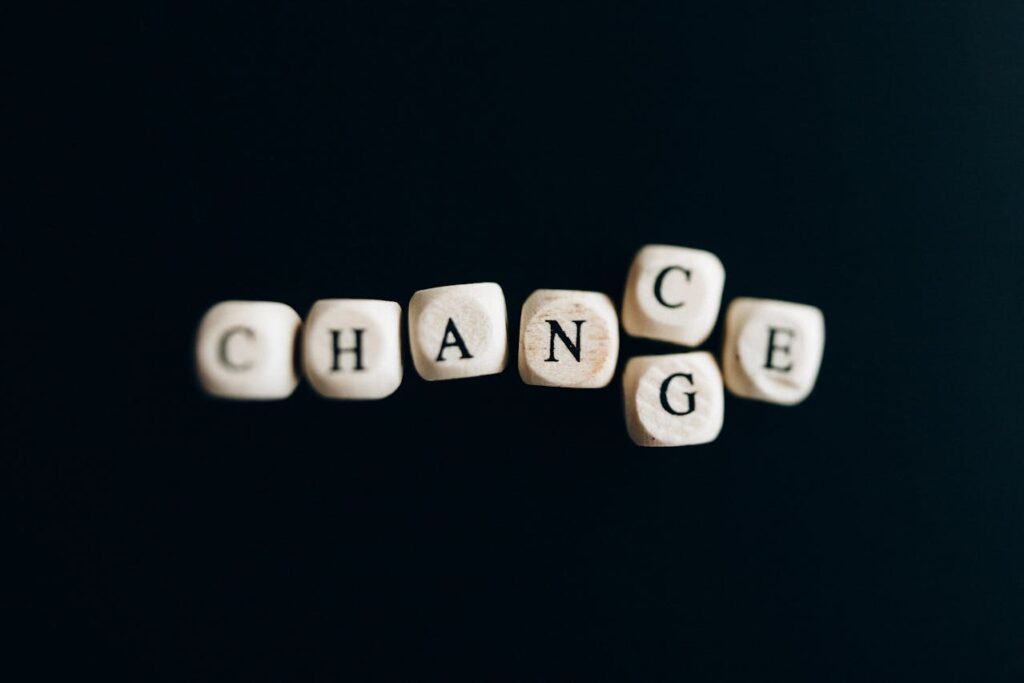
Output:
[{"xmin": 195, "ymin": 245, "xmax": 825, "ymax": 446}]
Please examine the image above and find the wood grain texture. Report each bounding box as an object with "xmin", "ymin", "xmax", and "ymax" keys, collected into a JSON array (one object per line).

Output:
[
  {"xmin": 623, "ymin": 351, "xmax": 724, "ymax": 447},
  {"xmin": 621, "ymin": 244, "xmax": 725, "ymax": 347},
  {"xmin": 722, "ymin": 297, "xmax": 825, "ymax": 405},
  {"xmin": 408, "ymin": 282, "xmax": 508, "ymax": 381},
  {"xmin": 518, "ymin": 289, "xmax": 619, "ymax": 388}
]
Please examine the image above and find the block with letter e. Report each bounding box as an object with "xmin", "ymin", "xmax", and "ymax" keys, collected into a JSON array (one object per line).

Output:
[{"xmin": 722, "ymin": 297, "xmax": 825, "ymax": 405}]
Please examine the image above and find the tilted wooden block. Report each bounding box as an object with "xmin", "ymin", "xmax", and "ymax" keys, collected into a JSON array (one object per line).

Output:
[
  {"xmin": 195, "ymin": 300, "xmax": 301, "ymax": 399},
  {"xmin": 722, "ymin": 297, "xmax": 825, "ymax": 405},
  {"xmin": 623, "ymin": 351, "xmax": 724, "ymax": 447},
  {"xmin": 518, "ymin": 289, "xmax": 619, "ymax": 388},
  {"xmin": 302, "ymin": 299, "xmax": 402, "ymax": 399},
  {"xmin": 622, "ymin": 244, "xmax": 725, "ymax": 347},
  {"xmin": 408, "ymin": 282, "xmax": 508, "ymax": 381}
]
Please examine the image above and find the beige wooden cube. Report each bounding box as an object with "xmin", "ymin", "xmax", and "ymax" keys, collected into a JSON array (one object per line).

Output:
[
  {"xmin": 722, "ymin": 297, "xmax": 825, "ymax": 405},
  {"xmin": 408, "ymin": 282, "xmax": 508, "ymax": 381},
  {"xmin": 195, "ymin": 300, "xmax": 301, "ymax": 399},
  {"xmin": 518, "ymin": 289, "xmax": 619, "ymax": 388},
  {"xmin": 621, "ymin": 244, "xmax": 725, "ymax": 347},
  {"xmin": 301, "ymin": 299, "xmax": 402, "ymax": 399},
  {"xmin": 623, "ymin": 351, "xmax": 724, "ymax": 447}
]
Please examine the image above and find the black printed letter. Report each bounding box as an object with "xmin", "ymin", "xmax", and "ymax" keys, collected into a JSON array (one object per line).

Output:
[
  {"xmin": 436, "ymin": 318, "xmax": 473, "ymax": 361},
  {"xmin": 653, "ymin": 265, "xmax": 691, "ymax": 309},
  {"xmin": 219, "ymin": 326, "xmax": 255, "ymax": 370},
  {"xmin": 330, "ymin": 328, "xmax": 365, "ymax": 371},
  {"xmin": 545, "ymin": 320, "xmax": 585, "ymax": 362},
  {"xmin": 764, "ymin": 327, "xmax": 795, "ymax": 372},
  {"xmin": 660, "ymin": 372, "xmax": 696, "ymax": 416}
]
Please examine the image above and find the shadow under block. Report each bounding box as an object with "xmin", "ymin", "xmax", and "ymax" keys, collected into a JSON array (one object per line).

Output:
[
  {"xmin": 302, "ymin": 299, "xmax": 402, "ymax": 399},
  {"xmin": 722, "ymin": 297, "xmax": 825, "ymax": 405},
  {"xmin": 195, "ymin": 300, "xmax": 301, "ymax": 400},
  {"xmin": 621, "ymin": 244, "xmax": 725, "ymax": 347},
  {"xmin": 408, "ymin": 282, "xmax": 508, "ymax": 381},
  {"xmin": 518, "ymin": 289, "xmax": 619, "ymax": 388},
  {"xmin": 623, "ymin": 351, "xmax": 725, "ymax": 447}
]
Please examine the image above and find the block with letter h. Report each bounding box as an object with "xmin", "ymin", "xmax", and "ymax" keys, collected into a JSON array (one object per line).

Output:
[{"xmin": 302, "ymin": 299, "xmax": 403, "ymax": 399}]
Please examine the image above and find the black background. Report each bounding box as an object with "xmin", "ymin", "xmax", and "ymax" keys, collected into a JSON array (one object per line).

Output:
[{"xmin": 11, "ymin": 1, "xmax": 1024, "ymax": 680}]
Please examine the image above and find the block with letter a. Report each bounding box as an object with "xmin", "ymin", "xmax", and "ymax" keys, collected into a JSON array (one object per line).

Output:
[{"xmin": 408, "ymin": 282, "xmax": 508, "ymax": 381}]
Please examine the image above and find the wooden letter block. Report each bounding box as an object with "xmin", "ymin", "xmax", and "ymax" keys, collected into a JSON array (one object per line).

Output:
[
  {"xmin": 518, "ymin": 289, "xmax": 619, "ymax": 388},
  {"xmin": 302, "ymin": 299, "xmax": 402, "ymax": 399},
  {"xmin": 623, "ymin": 351, "xmax": 724, "ymax": 447},
  {"xmin": 722, "ymin": 297, "xmax": 825, "ymax": 405},
  {"xmin": 408, "ymin": 282, "xmax": 508, "ymax": 381},
  {"xmin": 622, "ymin": 244, "xmax": 725, "ymax": 347},
  {"xmin": 195, "ymin": 300, "xmax": 301, "ymax": 399}
]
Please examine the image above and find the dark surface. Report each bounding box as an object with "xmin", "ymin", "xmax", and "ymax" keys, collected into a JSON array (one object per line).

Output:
[{"xmin": 12, "ymin": 1, "xmax": 1024, "ymax": 680}]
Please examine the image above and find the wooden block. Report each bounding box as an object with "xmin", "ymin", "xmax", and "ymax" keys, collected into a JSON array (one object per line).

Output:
[
  {"xmin": 518, "ymin": 289, "xmax": 619, "ymax": 388},
  {"xmin": 301, "ymin": 299, "xmax": 402, "ymax": 399},
  {"xmin": 621, "ymin": 244, "xmax": 725, "ymax": 347},
  {"xmin": 195, "ymin": 300, "xmax": 301, "ymax": 399},
  {"xmin": 722, "ymin": 297, "xmax": 825, "ymax": 405},
  {"xmin": 623, "ymin": 351, "xmax": 724, "ymax": 447},
  {"xmin": 408, "ymin": 282, "xmax": 508, "ymax": 381}
]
